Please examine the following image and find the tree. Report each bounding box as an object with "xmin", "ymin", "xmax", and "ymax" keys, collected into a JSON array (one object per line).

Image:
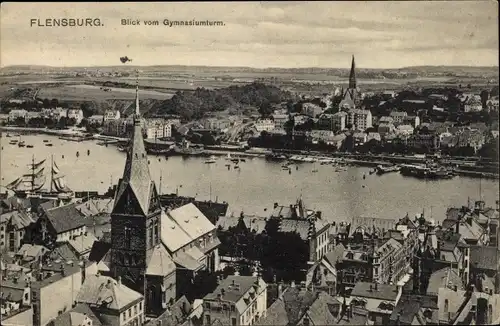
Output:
[{"xmin": 258, "ymin": 101, "xmax": 273, "ymax": 117}]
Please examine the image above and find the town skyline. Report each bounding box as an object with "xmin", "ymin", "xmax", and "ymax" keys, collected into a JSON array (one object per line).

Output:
[{"xmin": 1, "ymin": 1, "xmax": 498, "ymax": 69}]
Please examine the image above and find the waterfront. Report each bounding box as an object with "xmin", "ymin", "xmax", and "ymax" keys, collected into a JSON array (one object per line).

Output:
[{"xmin": 1, "ymin": 134, "xmax": 498, "ymax": 223}]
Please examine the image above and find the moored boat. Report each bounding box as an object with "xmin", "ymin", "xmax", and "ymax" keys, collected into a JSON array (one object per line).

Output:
[
  {"xmin": 205, "ymin": 155, "xmax": 217, "ymax": 164},
  {"xmin": 376, "ymin": 164, "xmax": 401, "ymax": 175}
]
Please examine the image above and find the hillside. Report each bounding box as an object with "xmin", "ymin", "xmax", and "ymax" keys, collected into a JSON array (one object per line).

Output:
[{"xmin": 148, "ymin": 82, "xmax": 296, "ymax": 120}]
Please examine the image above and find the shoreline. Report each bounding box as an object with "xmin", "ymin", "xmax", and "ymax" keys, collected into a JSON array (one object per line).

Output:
[{"xmin": 2, "ymin": 125, "xmax": 498, "ymax": 178}]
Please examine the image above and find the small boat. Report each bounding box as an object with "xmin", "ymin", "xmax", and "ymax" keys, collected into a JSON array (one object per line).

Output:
[
  {"xmin": 76, "ymin": 151, "xmax": 80, "ymax": 158},
  {"xmin": 239, "ymin": 158, "xmax": 246, "ymax": 162},
  {"xmin": 87, "ymin": 149, "xmax": 90, "ymax": 156},
  {"xmin": 6, "ymin": 134, "xmax": 11, "ymax": 138},
  {"xmin": 9, "ymin": 140, "xmax": 18, "ymax": 145},
  {"xmin": 45, "ymin": 143, "xmax": 53, "ymax": 147},
  {"xmin": 376, "ymin": 164, "xmax": 401, "ymax": 175},
  {"xmin": 234, "ymin": 165, "xmax": 240, "ymax": 169},
  {"xmin": 27, "ymin": 145, "xmax": 34, "ymax": 148},
  {"xmin": 205, "ymin": 156, "xmax": 217, "ymax": 164},
  {"xmin": 18, "ymin": 141, "xmax": 26, "ymax": 147},
  {"xmin": 118, "ymin": 147, "xmax": 126, "ymax": 152},
  {"xmin": 43, "ymin": 140, "xmax": 49, "ymax": 143}
]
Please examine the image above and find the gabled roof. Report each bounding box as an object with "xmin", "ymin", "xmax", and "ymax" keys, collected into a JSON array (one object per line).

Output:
[
  {"xmin": 168, "ymin": 203, "xmax": 215, "ymax": 240},
  {"xmin": 68, "ymin": 233, "xmax": 98, "ymax": 255},
  {"xmin": 17, "ymin": 244, "xmax": 48, "ymax": 260},
  {"xmin": 88, "ymin": 241, "xmax": 112, "ymax": 263},
  {"xmin": 161, "ymin": 210, "xmax": 193, "ymax": 252},
  {"xmin": 0, "ymin": 210, "xmax": 34, "ymax": 229},
  {"xmin": 324, "ymin": 243, "xmax": 346, "ymax": 266},
  {"xmin": 44, "ymin": 203, "xmax": 85, "ymax": 233},
  {"xmin": 76, "ymin": 274, "xmax": 142, "ymax": 311}
]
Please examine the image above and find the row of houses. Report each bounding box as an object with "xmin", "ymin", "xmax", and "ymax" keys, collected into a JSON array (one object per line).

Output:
[{"xmin": 7, "ymin": 108, "xmax": 85, "ymax": 125}]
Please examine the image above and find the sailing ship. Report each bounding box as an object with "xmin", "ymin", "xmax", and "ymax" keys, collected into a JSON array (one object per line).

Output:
[
  {"xmin": 376, "ymin": 164, "xmax": 401, "ymax": 175},
  {"xmin": 5, "ymin": 155, "xmax": 74, "ymax": 199}
]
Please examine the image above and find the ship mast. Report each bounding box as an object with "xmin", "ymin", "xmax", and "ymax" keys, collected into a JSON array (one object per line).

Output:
[
  {"xmin": 50, "ymin": 154, "xmax": 54, "ymax": 192},
  {"xmin": 31, "ymin": 155, "xmax": 35, "ymax": 192}
]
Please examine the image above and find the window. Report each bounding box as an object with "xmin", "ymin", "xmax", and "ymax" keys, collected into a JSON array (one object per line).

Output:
[
  {"xmin": 134, "ymin": 304, "xmax": 138, "ymax": 315},
  {"xmin": 24, "ymin": 293, "xmax": 28, "ymax": 301},
  {"xmin": 232, "ymin": 317, "xmax": 237, "ymax": 326},
  {"xmin": 303, "ymin": 318, "xmax": 310, "ymax": 326},
  {"xmin": 444, "ymin": 299, "xmax": 449, "ymax": 313},
  {"xmin": 149, "ymin": 227, "xmax": 154, "ymax": 247},
  {"xmin": 124, "ymin": 227, "xmax": 132, "ymax": 249},
  {"xmin": 123, "ymin": 312, "xmax": 126, "ymax": 321},
  {"xmin": 154, "ymin": 221, "xmax": 159, "ymax": 244},
  {"xmin": 129, "ymin": 308, "xmax": 132, "ymax": 318},
  {"xmin": 205, "ymin": 315, "xmax": 211, "ymax": 326},
  {"xmin": 139, "ymin": 302, "xmax": 142, "ymax": 311}
]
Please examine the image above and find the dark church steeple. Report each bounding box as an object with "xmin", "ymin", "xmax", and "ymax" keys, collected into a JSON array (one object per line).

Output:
[
  {"xmin": 111, "ymin": 70, "xmax": 162, "ymax": 292},
  {"xmin": 349, "ymin": 55, "xmax": 356, "ymax": 89}
]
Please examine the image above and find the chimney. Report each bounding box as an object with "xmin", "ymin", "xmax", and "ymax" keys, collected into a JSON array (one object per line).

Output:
[
  {"xmin": 274, "ymin": 203, "xmax": 278, "ymax": 209},
  {"xmin": 278, "ymin": 283, "xmax": 283, "ymax": 298},
  {"xmin": 316, "ymin": 211, "xmax": 322, "ymax": 219},
  {"xmin": 117, "ymin": 276, "xmax": 122, "ymax": 286}
]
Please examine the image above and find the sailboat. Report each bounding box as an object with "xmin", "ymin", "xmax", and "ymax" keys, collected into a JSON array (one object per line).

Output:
[{"xmin": 5, "ymin": 155, "xmax": 74, "ymax": 199}]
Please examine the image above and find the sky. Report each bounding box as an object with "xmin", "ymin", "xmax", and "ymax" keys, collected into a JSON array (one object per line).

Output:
[{"xmin": 0, "ymin": 1, "xmax": 498, "ymax": 69}]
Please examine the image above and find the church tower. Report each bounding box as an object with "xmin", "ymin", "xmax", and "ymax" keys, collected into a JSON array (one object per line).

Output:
[
  {"xmin": 110, "ymin": 74, "xmax": 162, "ymax": 294},
  {"xmin": 348, "ymin": 55, "xmax": 356, "ymax": 90}
]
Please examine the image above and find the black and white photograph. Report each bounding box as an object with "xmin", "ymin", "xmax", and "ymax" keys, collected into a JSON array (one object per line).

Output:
[{"xmin": 0, "ymin": 1, "xmax": 499, "ymax": 325}]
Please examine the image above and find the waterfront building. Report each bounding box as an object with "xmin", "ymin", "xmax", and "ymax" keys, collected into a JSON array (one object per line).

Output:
[
  {"xmin": 25, "ymin": 111, "xmax": 43, "ymax": 123},
  {"xmin": 254, "ymin": 119, "xmax": 275, "ymax": 132},
  {"xmin": 202, "ymin": 275, "xmax": 267, "ymax": 326},
  {"xmin": 350, "ymin": 282, "xmax": 401, "ymax": 325},
  {"xmin": 347, "ymin": 109, "xmax": 372, "ymax": 131},
  {"xmin": 309, "ymin": 129, "xmax": 336, "ymax": 145},
  {"xmin": 353, "ymin": 132, "xmax": 367, "ymax": 146},
  {"xmin": 406, "ymin": 134, "xmax": 440, "ymax": 151},
  {"xmin": 8, "ymin": 109, "xmax": 27, "ymax": 122},
  {"xmin": 88, "ymin": 114, "xmax": 104, "ymax": 125},
  {"xmin": 67, "ymin": 109, "xmax": 84, "ymax": 125},
  {"xmin": 103, "ymin": 109, "xmax": 121, "ymax": 122},
  {"xmin": 144, "ymin": 118, "xmax": 172, "ymax": 139},
  {"xmin": 0, "ymin": 278, "xmax": 33, "ymax": 326},
  {"xmin": 0, "ymin": 210, "xmax": 35, "ymax": 252},
  {"xmin": 271, "ymin": 114, "xmax": 288, "ymax": 130},
  {"xmin": 367, "ymin": 132, "xmax": 381, "ymax": 142}
]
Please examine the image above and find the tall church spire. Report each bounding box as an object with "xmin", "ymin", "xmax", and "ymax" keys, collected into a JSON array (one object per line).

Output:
[
  {"xmin": 349, "ymin": 55, "xmax": 356, "ymax": 89},
  {"xmin": 112, "ymin": 70, "xmax": 159, "ymax": 216}
]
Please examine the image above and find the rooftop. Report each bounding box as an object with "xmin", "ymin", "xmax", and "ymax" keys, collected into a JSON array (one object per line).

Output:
[
  {"xmin": 426, "ymin": 267, "xmax": 464, "ymax": 297},
  {"xmin": 351, "ymin": 282, "xmax": 400, "ymax": 301},
  {"xmin": 44, "ymin": 203, "xmax": 86, "ymax": 233},
  {"xmin": 76, "ymin": 274, "xmax": 143, "ymax": 311},
  {"xmin": 469, "ymin": 245, "xmax": 499, "ymax": 271}
]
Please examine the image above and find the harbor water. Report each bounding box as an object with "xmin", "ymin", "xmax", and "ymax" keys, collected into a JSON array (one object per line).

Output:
[{"xmin": 1, "ymin": 134, "xmax": 498, "ymax": 224}]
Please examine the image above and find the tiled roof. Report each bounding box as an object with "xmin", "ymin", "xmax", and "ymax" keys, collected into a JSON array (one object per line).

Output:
[
  {"xmin": 76, "ymin": 274, "xmax": 142, "ymax": 311},
  {"xmin": 161, "ymin": 210, "xmax": 193, "ymax": 252},
  {"xmin": 300, "ymin": 292, "xmax": 339, "ymax": 325},
  {"xmin": 44, "ymin": 203, "xmax": 85, "ymax": 233},
  {"xmin": 376, "ymin": 238, "xmax": 402, "ymax": 255},
  {"xmin": 350, "ymin": 216, "xmax": 397, "ymax": 236},
  {"xmin": 426, "ymin": 267, "xmax": 463, "ymax": 297},
  {"xmin": 172, "ymin": 247, "xmax": 204, "ymax": 271},
  {"xmin": 324, "ymin": 243, "xmax": 346, "ymax": 266},
  {"xmin": 204, "ymin": 276, "xmax": 266, "ymax": 312},
  {"xmin": 68, "ymin": 233, "xmax": 98, "ymax": 255},
  {"xmin": 146, "ymin": 244, "xmax": 176, "ymax": 276},
  {"xmin": 1, "ymin": 196, "xmax": 32, "ymax": 211},
  {"xmin": 0, "ymin": 211, "xmax": 35, "ymax": 229},
  {"xmin": 279, "ymin": 219, "xmax": 310, "ymax": 240},
  {"xmin": 76, "ymin": 198, "xmax": 114, "ymax": 217},
  {"xmin": 16, "ymin": 244, "xmax": 48, "ymax": 260},
  {"xmin": 469, "ymin": 245, "xmax": 499, "ymax": 271},
  {"xmin": 351, "ymin": 282, "xmax": 399, "ymax": 301},
  {"xmin": 151, "ymin": 296, "xmax": 192, "ymax": 326},
  {"xmin": 51, "ymin": 243, "xmax": 79, "ymax": 262},
  {"xmin": 255, "ymin": 296, "xmax": 289, "ymax": 325},
  {"xmin": 168, "ymin": 203, "xmax": 215, "ymax": 240}
]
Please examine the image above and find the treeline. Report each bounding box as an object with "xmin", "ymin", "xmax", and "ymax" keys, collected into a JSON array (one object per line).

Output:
[{"xmin": 149, "ymin": 82, "xmax": 295, "ymax": 121}]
